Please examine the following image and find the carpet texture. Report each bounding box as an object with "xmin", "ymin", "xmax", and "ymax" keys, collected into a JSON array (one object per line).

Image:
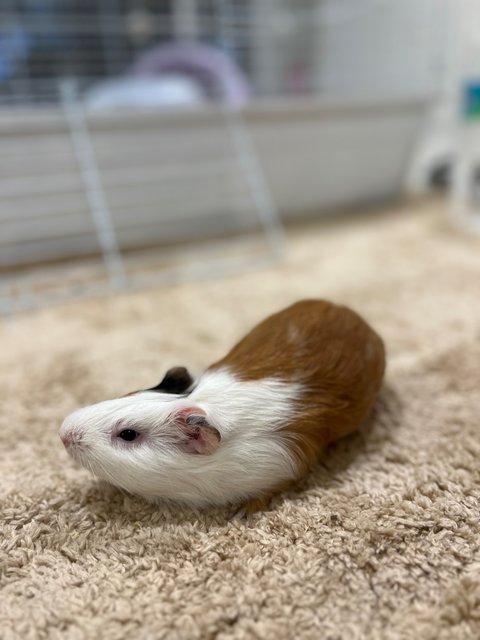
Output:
[{"xmin": 1, "ymin": 199, "xmax": 480, "ymax": 640}]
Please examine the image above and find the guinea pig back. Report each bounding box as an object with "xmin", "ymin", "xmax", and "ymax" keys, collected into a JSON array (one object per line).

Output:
[{"xmin": 208, "ymin": 299, "xmax": 386, "ymax": 475}]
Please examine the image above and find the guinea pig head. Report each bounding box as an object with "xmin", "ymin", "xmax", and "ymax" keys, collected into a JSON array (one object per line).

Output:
[{"xmin": 59, "ymin": 369, "xmax": 221, "ymax": 499}]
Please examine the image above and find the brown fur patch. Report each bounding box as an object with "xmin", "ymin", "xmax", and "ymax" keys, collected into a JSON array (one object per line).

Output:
[{"xmin": 209, "ymin": 299, "xmax": 386, "ymax": 479}]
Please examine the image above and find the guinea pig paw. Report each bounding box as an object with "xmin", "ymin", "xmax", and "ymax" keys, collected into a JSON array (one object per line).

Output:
[
  {"xmin": 228, "ymin": 506, "xmax": 248, "ymax": 522},
  {"xmin": 229, "ymin": 496, "xmax": 270, "ymax": 521}
]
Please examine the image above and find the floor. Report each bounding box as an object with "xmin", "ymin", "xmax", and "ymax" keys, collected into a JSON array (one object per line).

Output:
[{"xmin": 1, "ymin": 198, "xmax": 480, "ymax": 639}]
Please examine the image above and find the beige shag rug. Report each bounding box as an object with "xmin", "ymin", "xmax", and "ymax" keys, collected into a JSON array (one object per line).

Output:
[{"xmin": 2, "ymin": 199, "xmax": 480, "ymax": 640}]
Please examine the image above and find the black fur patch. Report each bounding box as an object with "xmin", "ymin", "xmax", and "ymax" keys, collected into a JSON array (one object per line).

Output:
[{"xmin": 148, "ymin": 367, "xmax": 194, "ymax": 395}]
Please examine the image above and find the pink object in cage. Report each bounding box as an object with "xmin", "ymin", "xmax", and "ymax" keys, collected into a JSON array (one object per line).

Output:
[{"xmin": 131, "ymin": 42, "xmax": 251, "ymax": 106}]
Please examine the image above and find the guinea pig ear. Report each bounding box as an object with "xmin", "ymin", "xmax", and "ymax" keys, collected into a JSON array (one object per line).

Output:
[
  {"xmin": 148, "ymin": 366, "xmax": 194, "ymax": 394},
  {"xmin": 176, "ymin": 412, "xmax": 221, "ymax": 456}
]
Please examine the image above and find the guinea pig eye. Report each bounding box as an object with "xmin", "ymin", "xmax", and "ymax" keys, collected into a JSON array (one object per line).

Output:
[{"xmin": 118, "ymin": 429, "xmax": 140, "ymax": 442}]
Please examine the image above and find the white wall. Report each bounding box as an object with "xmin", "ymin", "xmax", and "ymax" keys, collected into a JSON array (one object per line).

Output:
[{"xmin": 314, "ymin": 0, "xmax": 448, "ymax": 100}]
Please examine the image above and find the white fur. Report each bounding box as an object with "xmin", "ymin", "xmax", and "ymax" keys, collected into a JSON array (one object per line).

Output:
[{"xmin": 59, "ymin": 368, "xmax": 304, "ymax": 508}]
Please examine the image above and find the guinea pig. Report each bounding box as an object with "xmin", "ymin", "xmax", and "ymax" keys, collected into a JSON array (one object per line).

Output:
[{"xmin": 59, "ymin": 299, "xmax": 385, "ymax": 515}]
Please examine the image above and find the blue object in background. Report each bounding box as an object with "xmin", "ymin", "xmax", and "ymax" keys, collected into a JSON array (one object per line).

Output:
[
  {"xmin": 0, "ymin": 26, "xmax": 30, "ymax": 81},
  {"xmin": 463, "ymin": 81, "xmax": 480, "ymax": 120}
]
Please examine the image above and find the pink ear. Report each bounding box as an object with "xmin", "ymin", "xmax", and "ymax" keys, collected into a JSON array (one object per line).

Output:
[{"xmin": 174, "ymin": 408, "xmax": 221, "ymax": 455}]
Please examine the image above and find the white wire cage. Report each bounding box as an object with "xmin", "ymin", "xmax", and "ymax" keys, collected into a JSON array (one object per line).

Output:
[
  {"xmin": 1, "ymin": 1, "xmax": 295, "ymax": 315},
  {"xmin": 0, "ymin": 0, "xmax": 446, "ymax": 315}
]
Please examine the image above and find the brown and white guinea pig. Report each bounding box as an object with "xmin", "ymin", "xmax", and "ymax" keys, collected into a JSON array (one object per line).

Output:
[{"xmin": 59, "ymin": 299, "xmax": 385, "ymax": 515}]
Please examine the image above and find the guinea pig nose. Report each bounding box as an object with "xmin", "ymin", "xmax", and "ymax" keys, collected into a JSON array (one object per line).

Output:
[{"xmin": 59, "ymin": 423, "xmax": 82, "ymax": 449}]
